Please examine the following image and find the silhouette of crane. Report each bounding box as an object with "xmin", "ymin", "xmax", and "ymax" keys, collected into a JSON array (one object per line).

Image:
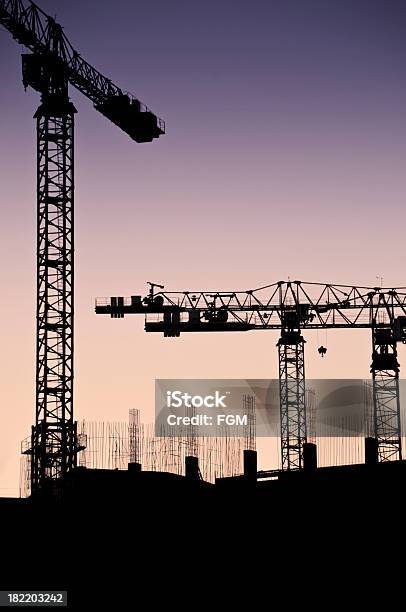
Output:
[
  {"xmin": 96, "ymin": 281, "xmax": 406, "ymax": 469},
  {"xmin": 1, "ymin": 0, "xmax": 165, "ymax": 492}
]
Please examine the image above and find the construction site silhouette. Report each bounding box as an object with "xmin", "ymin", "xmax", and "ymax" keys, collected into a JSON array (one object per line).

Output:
[{"xmin": 1, "ymin": 0, "xmax": 406, "ymax": 605}]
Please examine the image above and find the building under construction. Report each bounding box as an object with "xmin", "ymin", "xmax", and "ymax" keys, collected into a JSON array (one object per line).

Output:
[
  {"xmin": 5, "ymin": 387, "xmax": 406, "ymax": 602},
  {"xmin": 4, "ymin": 431, "xmax": 406, "ymax": 604}
]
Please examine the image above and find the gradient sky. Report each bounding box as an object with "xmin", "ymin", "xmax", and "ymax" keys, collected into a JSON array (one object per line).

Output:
[{"xmin": 1, "ymin": 0, "xmax": 406, "ymax": 494}]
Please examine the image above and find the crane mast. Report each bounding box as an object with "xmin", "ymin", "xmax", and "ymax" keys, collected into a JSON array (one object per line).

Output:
[
  {"xmin": 278, "ymin": 313, "xmax": 307, "ymax": 470},
  {"xmin": 96, "ymin": 281, "xmax": 406, "ymax": 468},
  {"xmin": 371, "ymin": 298, "xmax": 402, "ymax": 462},
  {"xmin": 29, "ymin": 49, "xmax": 76, "ymax": 491},
  {"xmin": 1, "ymin": 0, "xmax": 165, "ymax": 493}
]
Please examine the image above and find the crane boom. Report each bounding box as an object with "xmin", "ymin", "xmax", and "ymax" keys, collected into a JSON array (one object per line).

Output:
[
  {"xmin": 0, "ymin": 0, "xmax": 165, "ymax": 142},
  {"xmin": 95, "ymin": 281, "xmax": 406, "ymax": 334}
]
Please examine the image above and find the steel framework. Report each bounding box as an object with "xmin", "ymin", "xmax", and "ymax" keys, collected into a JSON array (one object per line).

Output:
[
  {"xmin": 278, "ymin": 330, "xmax": 306, "ymax": 470},
  {"xmin": 31, "ymin": 93, "xmax": 76, "ymax": 490},
  {"xmin": 371, "ymin": 320, "xmax": 402, "ymax": 462},
  {"xmin": 96, "ymin": 281, "xmax": 406, "ymax": 467}
]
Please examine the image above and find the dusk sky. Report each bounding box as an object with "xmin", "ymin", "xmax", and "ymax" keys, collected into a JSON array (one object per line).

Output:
[{"xmin": 1, "ymin": 0, "xmax": 406, "ymax": 494}]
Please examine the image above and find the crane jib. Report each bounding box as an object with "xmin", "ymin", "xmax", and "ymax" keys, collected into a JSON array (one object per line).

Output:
[{"xmin": 0, "ymin": 0, "xmax": 165, "ymax": 141}]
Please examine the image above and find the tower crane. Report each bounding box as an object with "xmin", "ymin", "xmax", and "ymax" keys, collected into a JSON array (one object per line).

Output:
[
  {"xmin": 96, "ymin": 281, "xmax": 406, "ymax": 469},
  {"xmin": 1, "ymin": 0, "xmax": 165, "ymax": 492}
]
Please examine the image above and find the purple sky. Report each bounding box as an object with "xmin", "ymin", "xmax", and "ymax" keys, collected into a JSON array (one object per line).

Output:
[{"xmin": 1, "ymin": 0, "xmax": 406, "ymax": 494}]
